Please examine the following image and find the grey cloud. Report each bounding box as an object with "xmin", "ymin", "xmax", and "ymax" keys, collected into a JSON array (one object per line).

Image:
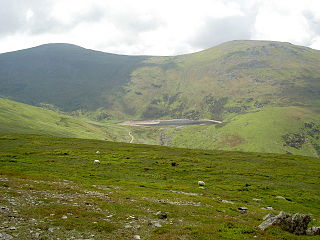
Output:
[
  {"xmin": 191, "ymin": 14, "xmax": 256, "ymax": 49},
  {"xmin": 303, "ymin": 10, "xmax": 320, "ymax": 35},
  {"xmin": 0, "ymin": 0, "xmax": 106, "ymax": 37}
]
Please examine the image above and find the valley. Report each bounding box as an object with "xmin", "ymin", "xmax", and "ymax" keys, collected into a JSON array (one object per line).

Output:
[{"xmin": 0, "ymin": 40, "xmax": 319, "ymax": 156}]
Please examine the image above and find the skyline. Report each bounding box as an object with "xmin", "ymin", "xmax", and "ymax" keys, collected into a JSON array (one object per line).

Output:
[{"xmin": 0, "ymin": 0, "xmax": 320, "ymax": 55}]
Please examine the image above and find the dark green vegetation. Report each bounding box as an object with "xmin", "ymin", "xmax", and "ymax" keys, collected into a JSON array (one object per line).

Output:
[
  {"xmin": 0, "ymin": 134, "xmax": 319, "ymax": 239},
  {"xmin": 0, "ymin": 40, "xmax": 320, "ymax": 156}
]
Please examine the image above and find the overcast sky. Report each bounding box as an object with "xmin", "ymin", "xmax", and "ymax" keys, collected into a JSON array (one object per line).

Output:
[{"xmin": 0, "ymin": 0, "xmax": 320, "ymax": 55}]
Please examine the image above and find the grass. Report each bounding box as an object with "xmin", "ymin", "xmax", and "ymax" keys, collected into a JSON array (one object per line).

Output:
[{"xmin": 0, "ymin": 134, "xmax": 319, "ymax": 239}]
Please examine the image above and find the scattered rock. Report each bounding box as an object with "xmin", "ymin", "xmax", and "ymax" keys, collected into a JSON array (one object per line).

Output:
[
  {"xmin": 96, "ymin": 151, "xmax": 100, "ymax": 154},
  {"xmin": 275, "ymin": 196, "xmax": 286, "ymax": 200},
  {"xmin": 252, "ymin": 198, "xmax": 261, "ymax": 201},
  {"xmin": 238, "ymin": 207, "xmax": 248, "ymax": 214},
  {"xmin": 258, "ymin": 211, "xmax": 287, "ymax": 231},
  {"xmin": 221, "ymin": 200, "xmax": 234, "ymax": 204},
  {"xmin": 261, "ymin": 206, "xmax": 274, "ymax": 210},
  {"xmin": 156, "ymin": 211, "xmax": 167, "ymax": 219},
  {"xmin": 48, "ymin": 227, "xmax": 55, "ymax": 232},
  {"xmin": 0, "ymin": 233, "xmax": 13, "ymax": 240},
  {"xmin": 34, "ymin": 233, "xmax": 40, "ymax": 238},
  {"xmin": 133, "ymin": 235, "xmax": 141, "ymax": 240},
  {"xmin": 8, "ymin": 227, "xmax": 16, "ymax": 231},
  {"xmin": 149, "ymin": 221, "xmax": 162, "ymax": 228},
  {"xmin": 258, "ymin": 211, "xmax": 313, "ymax": 235},
  {"xmin": 306, "ymin": 227, "xmax": 320, "ymax": 236},
  {"xmin": 61, "ymin": 215, "xmax": 68, "ymax": 219},
  {"xmin": 198, "ymin": 181, "xmax": 205, "ymax": 187},
  {"xmin": 263, "ymin": 213, "xmax": 275, "ymax": 221}
]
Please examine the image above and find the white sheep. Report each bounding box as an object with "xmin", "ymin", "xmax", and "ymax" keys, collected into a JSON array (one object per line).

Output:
[
  {"xmin": 198, "ymin": 181, "xmax": 205, "ymax": 186},
  {"xmin": 93, "ymin": 160, "xmax": 100, "ymax": 164}
]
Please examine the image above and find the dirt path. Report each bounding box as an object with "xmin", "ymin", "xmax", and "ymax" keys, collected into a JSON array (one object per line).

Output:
[{"xmin": 129, "ymin": 131, "xmax": 134, "ymax": 143}]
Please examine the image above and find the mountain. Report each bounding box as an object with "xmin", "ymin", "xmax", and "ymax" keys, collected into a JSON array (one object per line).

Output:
[
  {"xmin": 1, "ymin": 40, "xmax": 319, "ymax": 119},
  {"xmin": 0, "ymin": 40, "xmax": 320, "ymax": 156},
  {"xmin": 0, "ymin": 43, "xmax": 148, "ymax": 112}
]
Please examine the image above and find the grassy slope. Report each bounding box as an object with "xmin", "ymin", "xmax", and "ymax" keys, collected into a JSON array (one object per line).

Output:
[
  {"xmin": 0, "ymin": 98, "xmax": 162, "ymax": 145},
  {"xmin": 118, "ymin": 40, "xmax": 320, "ymax": 119},
  {"xmin": 166, "ymin": 106, "xmax": 320, "ymax": 157},
  {"xmin": 0, "ymin": 134, "xmax": 319, "ymax": 239}
]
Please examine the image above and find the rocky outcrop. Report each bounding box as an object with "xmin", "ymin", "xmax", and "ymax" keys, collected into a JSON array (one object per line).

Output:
[{"xmin": 258, "ymin": 211, "xmax": 319, "ymax": 235}]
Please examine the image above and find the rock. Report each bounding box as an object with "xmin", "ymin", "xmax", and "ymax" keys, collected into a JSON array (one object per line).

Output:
[
  {"xmin": 96, "ymin": 151, "xmax": 100, "ymax": 154},
  {"xmin": 306, "ymin": 226, "xmax": 320, "ymax": 236},
  {"xmin": 263, "ymin": 213, "xmax": 275, "ymax": 220},
  {"xmin": 133, "ymin": 235, "xmax": 141, "ymax": 240},
  {"xmin": 154, "ymin": 222, "xmax": 162, "ymax": 228},
  {"xmin": 198, "ymin": 181, "xmax": 205, "ymax": 186},
  {"xmin": 275, "ymin": 196, "xmax": 286, "ymax": 200},
  {"xmin": 238, "ymin": 207, "xmax": 248, "ymax": 214},
  {"xmin": 258, "ymin": 211, "xmax": 287, "ymax": 231},
  {"xmin": 156, "ymin": 211, "xmax": 167, "ymax": 219},
  {"xmin": 252, "ymin": 198, "xmax": 261, "ymax": 201},
  {"xmin": 258, "ymin": 211, "xmax": 312, "ymax": 235},
  {"xmin": 282, "ymin": 213, "xmax": 311, "ymax": 235},
  {"xmin": 35, "ymin": 233, "xmax": 40, "ymax": 238},
  {"xmin": 221, "ymin": 200, "xmax": 234, "ymax": 204},
  {"xmin": 261, "ymin": 206, "xmax": 273, "ymax": 210},
  {"xmin": 0, "ymin": 233, "xmax": 13, "ymax": 240},
  {"xmin": 48, "ymin": 227, "xmax": 55, "ymax": 232},
  {"xmin": 61, "ymin": 215, "xmax": 68, "ymax": 219}
]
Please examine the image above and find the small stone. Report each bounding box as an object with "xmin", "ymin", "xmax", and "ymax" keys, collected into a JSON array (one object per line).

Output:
[
  {"xmin": 61, "ymin": 215, "xmax": 68, "ymax": 219},
  {"xmin": 198, "ymin": 181, "xmax": 205, "ymax": 186},
  {"xmin": 156, "ymin": 211, "xmax": 167, "ymax": 219},
  {"xmin": 252, "ymin": 198, "xmax": 261, "ymax": 201},
  {"xmin": 124, "ymin": 224, "xmax": 132, "ymax": 229},
  {"xmin": 275, "ymin": 196, "xmax": 286, "ymax": 200},
  {"xmin": 222, "ymin": 200, "xmax": 234, "ymax": 204},
  {"xmin": 154, "ymin": 222, "xmax": 162, "ymax": 228},
  {"xmin": 263, "ymin": 213, "xmax": 275, "ymax": 220},
  {"xmin": 238, "ymin": 207, "xmax": 248, "ymax": 214},
  {"xmin": 0, "ymin": 233, "xmax": 13, "ymax": 240},
  {"xmin": 48, "ymin": 227, "xmax": 55, "ymax": 232},
  {"xmin": 306, "ymin": 226, "xmax": 320, "ymax": 236},
  {"xmin": 35, "ymin": 232, "xmax": 40, "ymax": 238},
  {"xmin": 133, "ymin": 235, "xmax": 141, "ymax": 240},
  {"xmin": 9, "ymin": 227, "xmax": 16, "ymax": 231},
  {"xmin": 96, "ymin": 151, "xmax": 100, "ymax": 154}
]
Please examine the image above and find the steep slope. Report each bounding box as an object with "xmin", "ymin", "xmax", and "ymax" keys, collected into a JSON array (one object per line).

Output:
[
  {"xmin": 0, "ymin": 98, "xmax": 109, "ymax": 139},
  {"xmin": 1, "ymin": 40, "xmax": 319, "ymax": 119},
  {"xmin": 118, "ymin": 40, "xmax": 320, "ymax": 119},
  {"xmin": 0, "ymin": 98, "xmax": 162, "ymax": 145},
  {"xmin": 0, "ymin": 43, "xmax": 149, "ymax": 112}
]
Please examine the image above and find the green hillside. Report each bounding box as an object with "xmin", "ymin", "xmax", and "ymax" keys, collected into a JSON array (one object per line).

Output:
[
  {"xmin": 164, "ymin": 106, "xmax": 320, "ymax": 157},
  {"xmin": 0, "ymin": 134, "xmax": 319, "ymax": 239},
  {"xmin": 0, "ymin": 97, "xmax": 162, "ymax": 145},
  {"xmin": 118, "ymin": 40, "xmax": 320, "ymax": 119}
]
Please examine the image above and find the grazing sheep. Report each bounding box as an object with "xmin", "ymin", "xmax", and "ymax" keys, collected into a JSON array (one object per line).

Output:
[
  {"xmin": 198, "ymin": 181, "xmax": 205, "ymax": 186},
  {"xmin": 94, "ymin": 160, "xmax": 100, "ymax": 164},
  {"xmin": 96, "ymin": 151, "xmax": 100, "ymax": 154}
]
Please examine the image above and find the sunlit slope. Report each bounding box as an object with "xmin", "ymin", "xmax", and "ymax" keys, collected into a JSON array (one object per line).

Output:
[
  {"xmin": 165, "ymin": 107, "xmax": 320, "ymax": 157},
  {"xmin": 0, "ymin": 98, "xmax": 110, "ymax": 139},
  {"xmin": 118, "ymin": 40, "xmax": 320, "ymax": 119}
]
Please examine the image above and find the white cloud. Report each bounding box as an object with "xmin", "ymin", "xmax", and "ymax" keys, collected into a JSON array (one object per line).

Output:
[{"xmin": 0, "ymin": 0, "xmax": 319, "ymax": 55}]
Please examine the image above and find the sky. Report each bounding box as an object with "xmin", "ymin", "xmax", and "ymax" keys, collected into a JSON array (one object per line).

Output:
[{"xmin": 0, "ymin": 0, "xmax": 320, "ymax": 56}]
